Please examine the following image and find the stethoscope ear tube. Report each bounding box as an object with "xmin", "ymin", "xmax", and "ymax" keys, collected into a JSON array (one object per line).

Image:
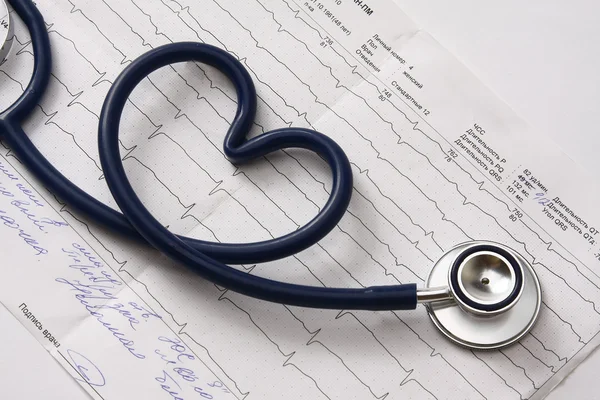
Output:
[
  {"xmin": 0, "ymin": 0, "xmax": 51, "ymax": 122},
  {"xmin": 0, "ymin": 0, "xmax": 12, "ymax": 64}
]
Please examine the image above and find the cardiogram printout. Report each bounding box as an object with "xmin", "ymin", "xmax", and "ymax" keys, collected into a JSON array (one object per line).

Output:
[{"xmin": 0, "ymin": 0, "xmax": 599, "ymax": 399}]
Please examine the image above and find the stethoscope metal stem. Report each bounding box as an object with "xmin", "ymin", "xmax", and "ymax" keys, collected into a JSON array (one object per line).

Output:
[{"xmin": 416, "ymin": 287, "xmax": 452, "ymax": 303}]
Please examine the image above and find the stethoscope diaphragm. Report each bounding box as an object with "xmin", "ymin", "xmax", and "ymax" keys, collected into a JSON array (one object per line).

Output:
[{"xmin": 422, "ymin": 241, "xmax": 542, "ymax": 350}]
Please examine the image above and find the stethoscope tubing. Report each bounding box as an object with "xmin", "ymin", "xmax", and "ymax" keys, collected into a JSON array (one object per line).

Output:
[{"xmin": 0, "ymin": 0, "xmax": 418, "ymax": 310}]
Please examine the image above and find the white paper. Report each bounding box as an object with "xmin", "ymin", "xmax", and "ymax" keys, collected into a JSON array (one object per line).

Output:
[{"xmin": 0, "ymin": 0, "xmax": 599, "ymax": 399}]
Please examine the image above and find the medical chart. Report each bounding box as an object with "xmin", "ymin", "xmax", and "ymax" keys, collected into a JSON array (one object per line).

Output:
[{"xmin": 0, "ymin": 0, "xmax": 599, "ymax": 399}]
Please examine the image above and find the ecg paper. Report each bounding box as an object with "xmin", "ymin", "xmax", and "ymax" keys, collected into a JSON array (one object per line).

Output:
[{"xmin": 0, "ymin": 0, "xmax": 599, "ymax": 399}]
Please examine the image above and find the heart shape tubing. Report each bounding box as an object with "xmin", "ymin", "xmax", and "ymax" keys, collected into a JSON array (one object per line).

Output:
[
  {"xmin": 97, "ymin": 42, "xmax": 354, "ymax": 264},
  {"xmin": 98, "ymin": 42, "xmax": 417, "ymax": 310}
]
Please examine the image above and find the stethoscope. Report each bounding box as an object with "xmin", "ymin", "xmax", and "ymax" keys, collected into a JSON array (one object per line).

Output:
[{"xmin": 0, "ymin": 0, "xmax": 542, "ymax": 350}]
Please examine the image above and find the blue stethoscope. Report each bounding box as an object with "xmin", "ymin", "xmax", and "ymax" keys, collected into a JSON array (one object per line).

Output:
[{"xmin": 0, "ymin": 0, "xmax": 542, "ymax": 349}]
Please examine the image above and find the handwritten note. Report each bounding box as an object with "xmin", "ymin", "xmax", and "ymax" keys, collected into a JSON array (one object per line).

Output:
[{"xmin": 0, "ymin": 159, "xmax": 237, "ymax": 399}]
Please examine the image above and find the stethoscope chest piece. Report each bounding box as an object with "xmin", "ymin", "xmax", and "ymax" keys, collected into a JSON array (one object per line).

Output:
[
  {"xmin": 0, "ymin": 0, "xmax": 11, "ymax": 63},
  {"xmin": 424, "ymin": 241, "xmax": 542, "ymax": 350}
]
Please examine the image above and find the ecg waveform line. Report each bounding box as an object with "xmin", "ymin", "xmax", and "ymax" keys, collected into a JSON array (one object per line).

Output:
[
  {"xmin": 9, "ymin": 5, "xmax": 576, "ymax": 396},
  {"xmin": 2, "ymin": 0, "xmax": 596, "ymax": 398},
  {"xmin": 14, "ymin": 0, "xmax": 592, "ymax": 360}
]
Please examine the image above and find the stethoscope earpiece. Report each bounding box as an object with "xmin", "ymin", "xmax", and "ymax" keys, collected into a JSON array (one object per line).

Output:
[
  {"xmin": 420, "ymin": 241, "xmax": 542, "ymax": 350},
  {"xmin": 0, "ymin": 0, "xmax": 11, "ymax": 63}
]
